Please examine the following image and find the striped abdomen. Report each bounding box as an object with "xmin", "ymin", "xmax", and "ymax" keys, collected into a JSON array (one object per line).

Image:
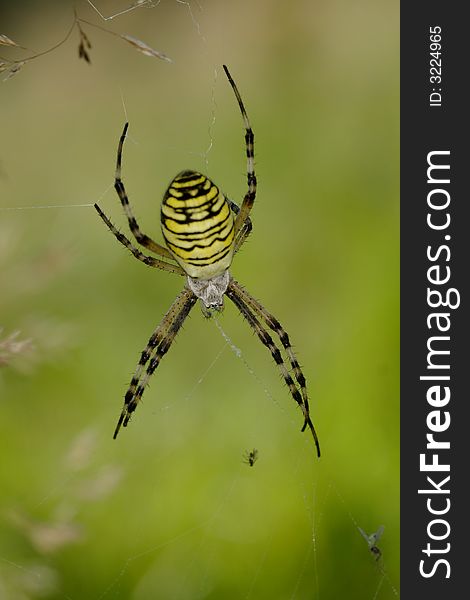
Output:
[{"xmin": 161, "ymin": 170, "xmax": 235, "ymax": 280}]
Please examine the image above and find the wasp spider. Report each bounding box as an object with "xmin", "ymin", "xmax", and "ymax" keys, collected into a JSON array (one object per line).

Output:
[{"xmin": 94, "ymin": 65, "xmax": 320, "ymax": 457}]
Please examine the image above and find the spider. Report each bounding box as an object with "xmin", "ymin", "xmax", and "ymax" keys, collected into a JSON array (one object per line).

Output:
[
  {"xmin": 94, "ymin": 65, "xmax": 320, "ymax": 457},
  {"xmin": 243, "ymin": 448, "xmax": 259, "ymax": 467}
]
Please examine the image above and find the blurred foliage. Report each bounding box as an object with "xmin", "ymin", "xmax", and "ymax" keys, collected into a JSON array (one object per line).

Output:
[{"xmin": 0, "ymin": 0, "xmax": 399, "ymax": 598}]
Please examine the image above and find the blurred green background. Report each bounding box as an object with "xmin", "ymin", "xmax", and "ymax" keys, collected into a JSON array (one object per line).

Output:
[{"xmin": 0, "ymin": 0, "xmax": 399, "ymax": 598}]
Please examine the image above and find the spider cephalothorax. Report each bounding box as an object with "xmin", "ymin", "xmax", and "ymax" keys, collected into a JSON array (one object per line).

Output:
[
  {"xmin": 94, "ymin": 65, "xmax": 320, "ymax": 457},
  {"xmin": 186, "ymin": 271, "xmax": 230, "ymax": 317}
]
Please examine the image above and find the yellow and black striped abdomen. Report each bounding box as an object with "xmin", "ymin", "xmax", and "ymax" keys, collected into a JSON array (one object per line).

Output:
[{"xmin": 161, "ymin": 171, "xmax": 235, "ymax": 280}]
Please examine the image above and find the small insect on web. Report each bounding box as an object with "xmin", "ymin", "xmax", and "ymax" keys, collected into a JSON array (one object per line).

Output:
[
  {"xmin": 358, "ymin": 525, "xmax": 385, "ymax": 561},
  {"xmin": 243, "ymin": 448, "xmax": 259, "ymax": 467},
  {"xmin": 94, "ymin": 65, "xmax": 320, "ymax": 457}
]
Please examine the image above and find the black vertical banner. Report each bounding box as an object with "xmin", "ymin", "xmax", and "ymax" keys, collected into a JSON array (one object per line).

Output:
[{"xmin": 401, "ymin": 3, "xmax": 467, "ymax": 598}]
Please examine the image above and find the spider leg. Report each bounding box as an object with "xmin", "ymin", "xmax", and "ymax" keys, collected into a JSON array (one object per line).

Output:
[
  {"xmin": 114, "ymin": 123, "xmax": 174, "ymax": 260},
  {"xmin": 94, "ymin": 203, "xmax": 185, "ymax": 275},
  {"xmin": 229, "ymin": 280, "xmax": 315, "ymax": 430},
  {"xmin": 226, "ymin": 282, "xmax": 320, "ymax": 457},
  {"xmin": 227, "ymin": 198, "xmax": 252, "ymax": 253},
  {"xmin": 114, "ymin": 287, "xmax": 197, "ymax": 438},
  {"xmin": 223, "ymin": 66, "xmax": 257, "ymax": 242}
]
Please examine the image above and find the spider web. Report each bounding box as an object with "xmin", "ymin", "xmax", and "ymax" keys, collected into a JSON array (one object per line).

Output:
[{"xmin": 0, "ymin": 1, "xmax": 399, "ymax": 598}]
